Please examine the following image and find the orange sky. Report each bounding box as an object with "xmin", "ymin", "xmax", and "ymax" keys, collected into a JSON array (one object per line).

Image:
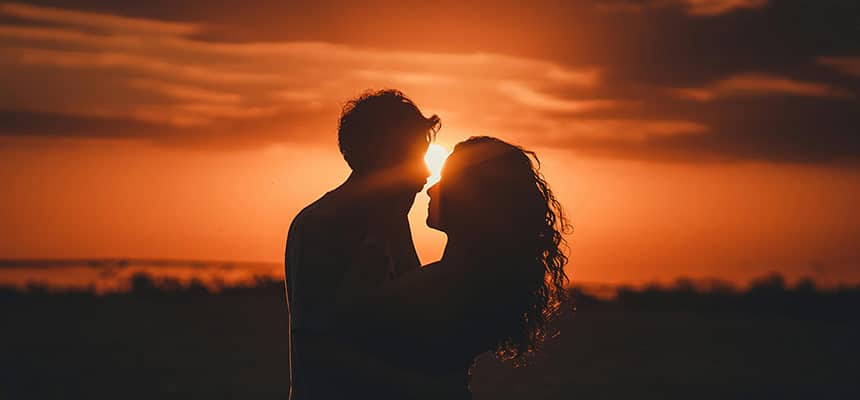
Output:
[
  {"xmin": 0, "ymin": 1, "xmax": 858, "ymax": 286},
  {"xmin": 3, "ymin": 135, "xmax": 859, "ymax": 286}
]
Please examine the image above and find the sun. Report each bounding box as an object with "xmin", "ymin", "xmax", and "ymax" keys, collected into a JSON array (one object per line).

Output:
[{"xmin": 424, "ymin": 143, "xmax": 451, "ymax": 186}]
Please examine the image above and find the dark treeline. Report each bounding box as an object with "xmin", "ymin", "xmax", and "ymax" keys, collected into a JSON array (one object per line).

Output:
[
  {"xmin": 3, "ymin": 272, "xmax": 860, "ymax": 399},
  {"xmin": 2, "ymin": 273, "xmax": 292, "ymax": 400},
  {"xmin": 582, "ymin": 274, "xmax": 860, "ymax": 320},
  {"xmin": 0, "ymin": 273, "xmax": 285, "ymax": 307},
  {"xmin": 4, "ymin": 272, "xmax": 859, "ymax": 318}
]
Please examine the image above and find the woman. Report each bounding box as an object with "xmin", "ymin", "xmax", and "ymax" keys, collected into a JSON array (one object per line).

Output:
[{"xmin": 331, "ymin": 136, "xmax": 571, "ymax": 398}]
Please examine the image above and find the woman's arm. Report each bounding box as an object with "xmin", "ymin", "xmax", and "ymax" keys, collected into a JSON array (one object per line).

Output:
[
  {"xmin": 333, "ymin": 261, "xmax": 476, "ymax": 348},
  {"xmin": 386, "ymin": 266, "xmax": 465, "ymax": 320}
]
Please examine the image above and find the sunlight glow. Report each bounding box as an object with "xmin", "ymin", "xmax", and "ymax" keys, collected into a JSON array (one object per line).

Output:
[{"xmin": 424, "ymin": 144, "xmax": 451, "ymax": 186}]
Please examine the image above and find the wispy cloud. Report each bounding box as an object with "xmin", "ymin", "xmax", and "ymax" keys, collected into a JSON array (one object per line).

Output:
[
  {"xmin": 4, "ymin": 47, "xmax": 291, "ymax": 84},
  {"xmin": 0, "ymin": 1, "xmax": 856, "ymax": 163},
  {"xmin": 563, "ymin": 119, "xmax": 709, "ymax": 141},
  {"xmin": 819, "ymin": 56, "xmax": 860, "ymax": 78},
  {"xmin": 595, "ymin": 0, "xmax": 768, "ymax": 16},
  {"xmin": 0, "ymin": 2, "xmax": 607, "ymax": 140},
  {"xmin": 497, "ymin": 81, "xmax": 614, "ymax": 113},
  {"xmin": 0, "ymin": 2, "xmax": 198, "ymax": 35},
  {"xmin": 672, "ymin": 73, "xmax": 851, "ymax": 101},
  {"xmin": 128, "ymin": 79, "xmax": 242, "ymax": 104},
  {"xmin": 680, "ymin": 0, "xmax": 768, "ymax": 16},
  {"xmin": 503, "ymin": 117, "xmax": 709, "ymax": 145}
]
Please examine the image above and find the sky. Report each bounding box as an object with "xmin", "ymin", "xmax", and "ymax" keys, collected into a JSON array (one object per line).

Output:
[{"xmin": 1, "ymin": 0, "xmax": 859, "ymax": 286}]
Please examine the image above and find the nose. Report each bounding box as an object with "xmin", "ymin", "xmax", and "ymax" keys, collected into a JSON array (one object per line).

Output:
[
  {"xmin": 412, "ymin": 159, "xmax": 430, "ymax": 180},
  {"xmin": 426, "ymin": 182, "xmax": 439, "ymax": 198}
]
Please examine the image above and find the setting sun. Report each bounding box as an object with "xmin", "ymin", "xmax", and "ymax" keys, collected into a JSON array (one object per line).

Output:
[{"xmin": 424, "ymin": 144, "xmax": 451, "ymax": 186}]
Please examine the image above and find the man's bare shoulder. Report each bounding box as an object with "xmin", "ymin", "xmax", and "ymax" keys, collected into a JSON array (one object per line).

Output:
[
  {"xmin": 287, "ymin": 190, "xmax": 363, "ymax": 243},
  {"xmin": 290, "ymin": 198, "xmax": 330, "ymax": 232}
]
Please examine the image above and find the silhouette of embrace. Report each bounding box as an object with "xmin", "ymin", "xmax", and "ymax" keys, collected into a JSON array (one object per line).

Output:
[{"xmin": 285, "ymin": 90, "xmax": 569, "ymax": 399}]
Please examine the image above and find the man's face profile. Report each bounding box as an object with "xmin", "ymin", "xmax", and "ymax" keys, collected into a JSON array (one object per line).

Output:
[{"xmin": 392, "ymin": 131, "xmax": 432, "ymax": 195}]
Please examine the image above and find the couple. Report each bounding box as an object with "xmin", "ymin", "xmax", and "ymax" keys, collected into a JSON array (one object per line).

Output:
[{"xmin": 284, "ymin": 90, "xmax": 570, "ymax": 399}]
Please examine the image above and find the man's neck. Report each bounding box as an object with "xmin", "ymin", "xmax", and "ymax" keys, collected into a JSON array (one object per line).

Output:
[{"xmin": 338, "ymin": 172, "xmax": 414, "ymax": 216}]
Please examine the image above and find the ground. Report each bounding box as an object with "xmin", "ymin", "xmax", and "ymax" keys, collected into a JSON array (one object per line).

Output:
[{"xmin": 3, "ymin": 278, "xmax": 859, "ymax": 399}]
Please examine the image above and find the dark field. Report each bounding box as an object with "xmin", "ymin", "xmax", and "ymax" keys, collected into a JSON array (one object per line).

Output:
[{"xmin": 3, "ymin": 275, "xmax": 860, "ymax": 399}]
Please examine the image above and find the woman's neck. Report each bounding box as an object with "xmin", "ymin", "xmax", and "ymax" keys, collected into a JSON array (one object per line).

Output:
[{"xmin": 441, "ymin": 233, "xmax": 501, "ymax": 263}]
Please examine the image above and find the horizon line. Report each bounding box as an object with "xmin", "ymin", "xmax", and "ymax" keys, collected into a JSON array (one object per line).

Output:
[{"xmin": 0, "ymin": 257, "xmax": 281, "ymax": 269}]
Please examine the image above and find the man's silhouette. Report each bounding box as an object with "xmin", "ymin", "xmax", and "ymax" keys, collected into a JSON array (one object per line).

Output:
[{"xmin": 284, "ymin": 90, "xmax": 439, "ymax": 399}]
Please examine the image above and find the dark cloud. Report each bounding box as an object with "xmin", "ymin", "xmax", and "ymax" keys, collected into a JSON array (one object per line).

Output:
[
  {"xmin": 0, "ymin": 107, "xmax": 337, "ymax": 149},
  {"xmin": 0, "ymin": 0, "xmax": 857, "ymax": 163}
]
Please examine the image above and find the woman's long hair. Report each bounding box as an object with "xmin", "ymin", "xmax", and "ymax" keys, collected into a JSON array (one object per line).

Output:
[{"xmin": 453, "ymin": 136, "xmax": 571, "ymax": 366}]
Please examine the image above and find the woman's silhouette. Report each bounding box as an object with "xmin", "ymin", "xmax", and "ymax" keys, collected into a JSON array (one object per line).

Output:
[{"xmin": 328, "ymin": 136, "xmax": 571, "ymax": 399}]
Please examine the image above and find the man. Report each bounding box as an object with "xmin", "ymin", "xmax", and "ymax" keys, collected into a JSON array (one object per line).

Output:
[{"xmin": 284, "ymin": 90, "xmax": 440, "ymax": 399}]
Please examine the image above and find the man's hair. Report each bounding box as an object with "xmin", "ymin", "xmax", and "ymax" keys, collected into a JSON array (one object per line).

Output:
[{"xmin": 338, "ymin": 89, "xmax": 440, "ymax": 172}]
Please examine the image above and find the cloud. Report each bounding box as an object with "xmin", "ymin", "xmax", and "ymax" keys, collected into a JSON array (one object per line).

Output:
[
  {"xmin": 0, "ymin": 0, "xmax": 857, "ymax": 163},
  {"xmin": 495, "ymin": 117, "xmax": 709, "ymax": 149},
  {"xmin": 680, "ymin": 0, "xmax": 768, "ymax": 16},
  {"xmin": 125, "ymin": 104, "xmax": 284, "ymax": 127},
  {"xmin": 127, "ymin": 79, "xmax": 242, "ymax": 104},
  {"xmin": 673, "ymin": 73, "xmax": 852, "ymax": 101},
  {"xmin": 497, "ymin": 81, "xmax": 615, "ymax": 113},
  {"xmin": 818, "ymin": 56, "xmax": 860, "ymax": 78},
  {"xmin": 562, "ymin": 119, "xmax": 709, "ymax": 141},
  {"xmin": 594, "ymin": 0, "xmax": 768, "ymax": 16},
  {"xmin": 4, "ymin": 47, "xmax": 291, "ymax": 84},
  {"xmin": 0, "ymin": 2, "xmax": 198, "ymax": 35},
  {"xmin": 0, "ymin": 3, "xmax": 608, "ymax": 142},
  {"xmin": 592, "ymin": 2, "xmax": 645, "ymax": 14}
]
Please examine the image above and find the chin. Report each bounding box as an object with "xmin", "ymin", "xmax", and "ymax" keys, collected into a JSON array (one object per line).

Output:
[{"xmin": 426, "ymin": 215, "xmax": 442, "ymax": 231}]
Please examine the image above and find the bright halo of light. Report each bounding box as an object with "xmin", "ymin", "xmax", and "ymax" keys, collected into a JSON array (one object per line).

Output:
[{"xmin": 424, "ymin": 143, "xmax": 450, "ymax": 186}]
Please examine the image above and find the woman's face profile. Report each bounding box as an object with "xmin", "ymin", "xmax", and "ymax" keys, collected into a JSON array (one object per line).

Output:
[
  {"xmin": 427, "ymin": 139, "xmax": 539, "ymax": 239},
  {"xmin": 425, "ymin": 145, "xmax": 485, "ymax": 234},
  {"xmin": 426, "ymin": 148, "xmax": 467, "ymax": 233}
]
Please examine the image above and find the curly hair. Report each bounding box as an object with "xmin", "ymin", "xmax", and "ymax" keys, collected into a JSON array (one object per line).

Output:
[
  {"xmin": 338, "ymin": 89, "xmax": 440, "ymax": 172},
  {"xmin": 454, "ymin": 136, "xmax": 572, "ymax": 366}
]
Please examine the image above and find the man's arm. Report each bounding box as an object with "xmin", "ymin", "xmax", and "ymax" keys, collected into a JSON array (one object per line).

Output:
[{"xmin": 285, "ymin": 211, "xmax": 349, "ymax": 399}]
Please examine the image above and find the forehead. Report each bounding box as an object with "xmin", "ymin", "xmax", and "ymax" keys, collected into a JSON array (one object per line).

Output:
[
  {"xmin": 444, "ymin": 142, "xmax": 510, "ymax": 173},
  {"xmin": 441, "ymin": 148, "xmax": 468, "ymax": 175},
  {"xmin": 387, "ymin": 125, "xmax": 430, "ymax": 151},
  {"xmin": 403, "ymin": 133, "xmax": 430, "ymax": 157}
]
